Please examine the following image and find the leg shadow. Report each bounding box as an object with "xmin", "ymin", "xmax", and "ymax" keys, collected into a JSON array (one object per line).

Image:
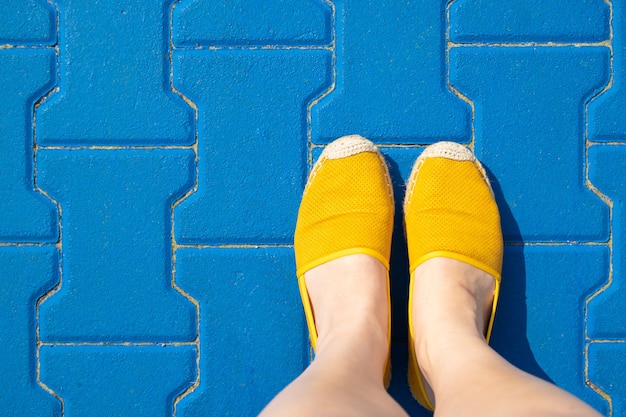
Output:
[{"xmin": 484, "ymin": 165, "xmax": 554, "ymax": 383}]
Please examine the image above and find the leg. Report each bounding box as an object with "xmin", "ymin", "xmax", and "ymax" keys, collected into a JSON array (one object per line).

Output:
[
  {"xmin": 411, "ymin": 257, "xmax": 602, "ymax": 417},
  {"xmin": 259, "ymin": 255, "xmax": 408, "ymax": 417}
]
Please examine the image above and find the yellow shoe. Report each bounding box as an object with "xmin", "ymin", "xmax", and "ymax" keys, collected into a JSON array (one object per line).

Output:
[
  {"xmin": 404, "ymin": 141, "xmax": 503, "ymax": 410},
  {"xmin": 294, "ymin": 135, "xmax": 394, "ymax": 387}
]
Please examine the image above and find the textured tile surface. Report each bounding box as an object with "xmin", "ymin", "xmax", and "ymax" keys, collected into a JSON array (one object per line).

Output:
[
  {"xmin": 176, "ymin": 248, "xmax": 306, "ymax": 417},
  {"xmin": 36, "ymin": 1, "xmax": 195, "ymax": 145},
  {"xmin": 1, "ymin": 0, "xmax": 624, "ymax": 416},
  {"xmin": 312, "ymin": 1, "xmax": 471, "ymax": 144},
  {"xmin": 0, "ymin": 49, "xmax": 57, "ymax": 242}
]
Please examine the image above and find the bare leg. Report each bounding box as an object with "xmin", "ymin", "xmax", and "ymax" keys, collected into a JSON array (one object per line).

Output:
[
  {"xmin": 411, "ymin": 257, "xmax": 602, "ymax": 417},
  {"xmin": 259, "ymin": 254, "xmax": 408, "ymax": 417}
]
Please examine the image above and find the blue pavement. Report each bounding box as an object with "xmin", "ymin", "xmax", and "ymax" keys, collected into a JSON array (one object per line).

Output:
[{"xmin": 0, "ymin": 1, "xmax": 624, "ymax": 416}]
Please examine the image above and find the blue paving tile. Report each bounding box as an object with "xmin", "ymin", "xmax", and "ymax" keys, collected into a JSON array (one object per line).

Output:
[
  {"xmin": 589, "ymin": 1, "xmax": 626, "ymax": 142},
  {"xmin": 0, "ymin": 247, "xmax": 61, "ymax": 417},
  {"xmin": 40, "ymin": 345, "xmax": 196, "ymax": 417},
  {"xmin": 37, "ymin": 150, "xmax": 196, "ymax": 342},
  {"xmin": 588, "ymin": 145, "xmax": 626, "ymax": 339},
  {"xmin": 311, "ymin": 0, "xmax": 471, "ymax": 144},
  {"xmin": 0, "ymin": 1, "xmax": 56, "ymax": 45},
  {"xmin": 173, "ymin": 49, "xmax": 330, "ymax": 245},
  {"xmin": 176, "ymin": 248, "xmax": 306, "ymax": 417},
  {"xmin": 450, "ymin": 46, "xmax": 610, "ymax": 242},
  {"xmin": 36, "ymin": 1, "xmax": 194, "ymax": 146},
  {"xmin": 589, "ymin": 342, "xmax": 626, "ymax": 417},
  {"xmin": 0, "ymin": 49, "xmax": 58, "ymax": 243},
  {"xmin": 491, "ymin": 245, "xmax": 608, "ymax": 414},
  {"xmin": 450, "ymin": 0, "xmax": 609, "ymax": 43},
  {"xmin": 173, "ymin": 0, "xmax": 331, "ymax": 47}
]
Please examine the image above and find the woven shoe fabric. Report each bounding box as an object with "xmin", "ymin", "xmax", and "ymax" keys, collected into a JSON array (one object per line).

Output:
[
  {"xmin": 294, "ymin": 135, "xmax": 395, "ymax": 278},
  {"xmin": 404, "ymin": 141, "xmax": 504, "ymax": 411},
  {"xmin": 404, "ymin": 141, "xmax": 503, "ymax": 281}
]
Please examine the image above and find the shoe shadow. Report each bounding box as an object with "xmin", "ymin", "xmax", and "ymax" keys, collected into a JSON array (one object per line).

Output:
[
  {"xmin": 383, "ymin": 153, "xmax": 433, "ymax": 416},
  {"xmin": 484, "ymin": 165, "xmax": 554, "ymax": 384},
  {"xmin": 382, "ymin": 154, "xmax": 553, "ymax": 416}
]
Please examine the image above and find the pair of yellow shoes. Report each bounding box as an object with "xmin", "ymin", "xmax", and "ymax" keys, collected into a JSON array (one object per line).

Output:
[{"xmin": 294, "ymin": 135, "xmax": 503, "ymax": 411}]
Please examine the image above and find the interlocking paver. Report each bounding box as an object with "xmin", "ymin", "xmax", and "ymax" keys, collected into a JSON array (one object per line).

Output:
[
  {"xmin": 450, "ymin": 0, "xmax": 609, "ymax": 43},
  {"xmin": 176, "ymin": 248, "xmax": 306, "ymax": 417},
  {"xmin": 173, "ymin": 0, "xmax": 331, "ymax": 46},
  {"xmin": 588, "ymin": 145, "xmax": 626, "ymax": 339},
  {"xmin": 37, "ymin": 150, "xmax": 196, "ymax": 342},
  {"xmin": 0, "ymin": 247, "xmax": 61, "ymax": 416},
  {"xmin": 449, "ymin": 46, "xmax": 609, "ymax": 242},
  {"xmin": 311, "ymin": 0, "xmax": 471, "ymax": 144},
  {"xmin": 589, "ymin": 0, "xmax": 626, "ymax": 142},
  {"xmin": 0, "ymin": 1, "xmax": 56, "ymax": 45},
  {"xmin": 40, "ymin": 345, "xmax": 196, "ymax": 417},
  {"xmin": 0, "ymin": 49, "xmax": 58, "ymax": 242},
  {"xmin": 173, "ymin": 49, "xmax": 330, "ymax": 245},
  {"xmin": 36, "ymin": 1, "xmax": 194, "ymax": 145}
]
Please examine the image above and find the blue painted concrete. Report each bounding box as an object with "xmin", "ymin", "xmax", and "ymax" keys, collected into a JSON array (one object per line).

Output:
[
  {"xmin": 176, "ymin": 248, "xmax": 307, "ymax": 417},
  {"xmin": 589, "ymin": 342, "xmax": 626, "ymax": 416},
  {"xmin": 0, "ymin": 1, "xmax": 56, "ymax": 45},
  {"xmin": 1, "ymin": 0, "xmax": 625, "ymax": 416},
  {"xmin": 40, "ymin": 345, "xmax": 197, "ymax": 416},
  {"xmin": 312, "ymin": 1, "xmax": 471, "ymax": 144},
  {"xmin": 450, "ymin": 0, "xmax": 610, "ymax": 43},
  {"xmin": 0, "ymin": 247, "xmax": 61, "ymax": 417},
  {"xmin": 0, "ymin": 49, "xmax": 58, "ymax": 242},
  {"xmin": 589, "ymin": 0, "xmax": 626, "ymax": 142},
  {"xmin": 588, "ymin": 145, "xmax": 626, "ymax": 339},
  {"xmin": 173, "ymin": 49, "xmax": 331, "ymax": 245},
  {"xmin": 173, "ymin": 0, "xmax": 331, "ymax": 46},
  {"xmin": 36, "ymin": 1, "xmax": 195, "ymax": 145},
  {"xmin": 37, "ymin": 149, "xmax": 197, "ymax": 342}
]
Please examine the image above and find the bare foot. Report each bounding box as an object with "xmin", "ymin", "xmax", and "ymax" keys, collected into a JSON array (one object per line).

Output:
[{"xmin": 259, "ymin": 254, "xmax": 408, "ymax": 417}]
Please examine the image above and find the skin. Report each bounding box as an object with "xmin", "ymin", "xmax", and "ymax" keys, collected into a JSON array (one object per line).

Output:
[{"xmin": 259, "ymin": 255, "xmax": 603, "ymax": 417}]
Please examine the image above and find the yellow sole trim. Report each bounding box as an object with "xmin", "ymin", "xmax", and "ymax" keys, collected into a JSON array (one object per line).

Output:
[
  {"xmin": 295, "ymin": 247, "xmax": 391, "ymax": 279},
  {"xmin": 407, "ymin": 268, "xmax": 435, "ymax": 411}
]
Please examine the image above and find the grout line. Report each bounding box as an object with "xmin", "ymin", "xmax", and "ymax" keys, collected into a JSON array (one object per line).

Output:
[
  {"xmin": 583, "ymin": 1, "xmax": 615, "ymax": 413},
  {"xmin": 504, "ymin": 241, "xmax": 610, "ymax": 246},
  {"xmin": 306, "ymin": 0, "xmax": 336, "ymax": 165},
  {"xmin": 39, "ymin": 341, "xmax": 198, "ymax": 347},
  {"xmin": 588, "ymin": 339, "xmax": 626, "ymax": 344},
  {"xmin": 588, "ymin": 141, "xmax": 626, "ymax": 146},
  {"xmin": 0, "ymin": 242, "xmax": 58, "ymax": 247},
  {"xmin": 0, "ymin": 44, "xmax": 57, "ymax": 50},
  {"xmin": 448, "ymin": 41, "xmax": 611, "ymax": 48},
  {"xmin": 34, "ymin": 0, "xmax": 64, "ymax": 411},
  {"xmin": 37, "ymin": 145, "xmax": 195, "ymax": 151},
  {"xmin": 172, "ymin": 45, "xmax": 333, "ymax": 52},
  {"xmin": 446, "ymin": 0, "xmax": 475, "ymax": 150},
  {"xmin": 175, "ymin": 244, "xmax": 294, "ymax": 249},
  {"xmin": 584, "ymin": 343, "xmax": 613, "ymax": 416},
  {"xmin": 169, "ymin": 2, "xmax": 202, "ymax": 413}
]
